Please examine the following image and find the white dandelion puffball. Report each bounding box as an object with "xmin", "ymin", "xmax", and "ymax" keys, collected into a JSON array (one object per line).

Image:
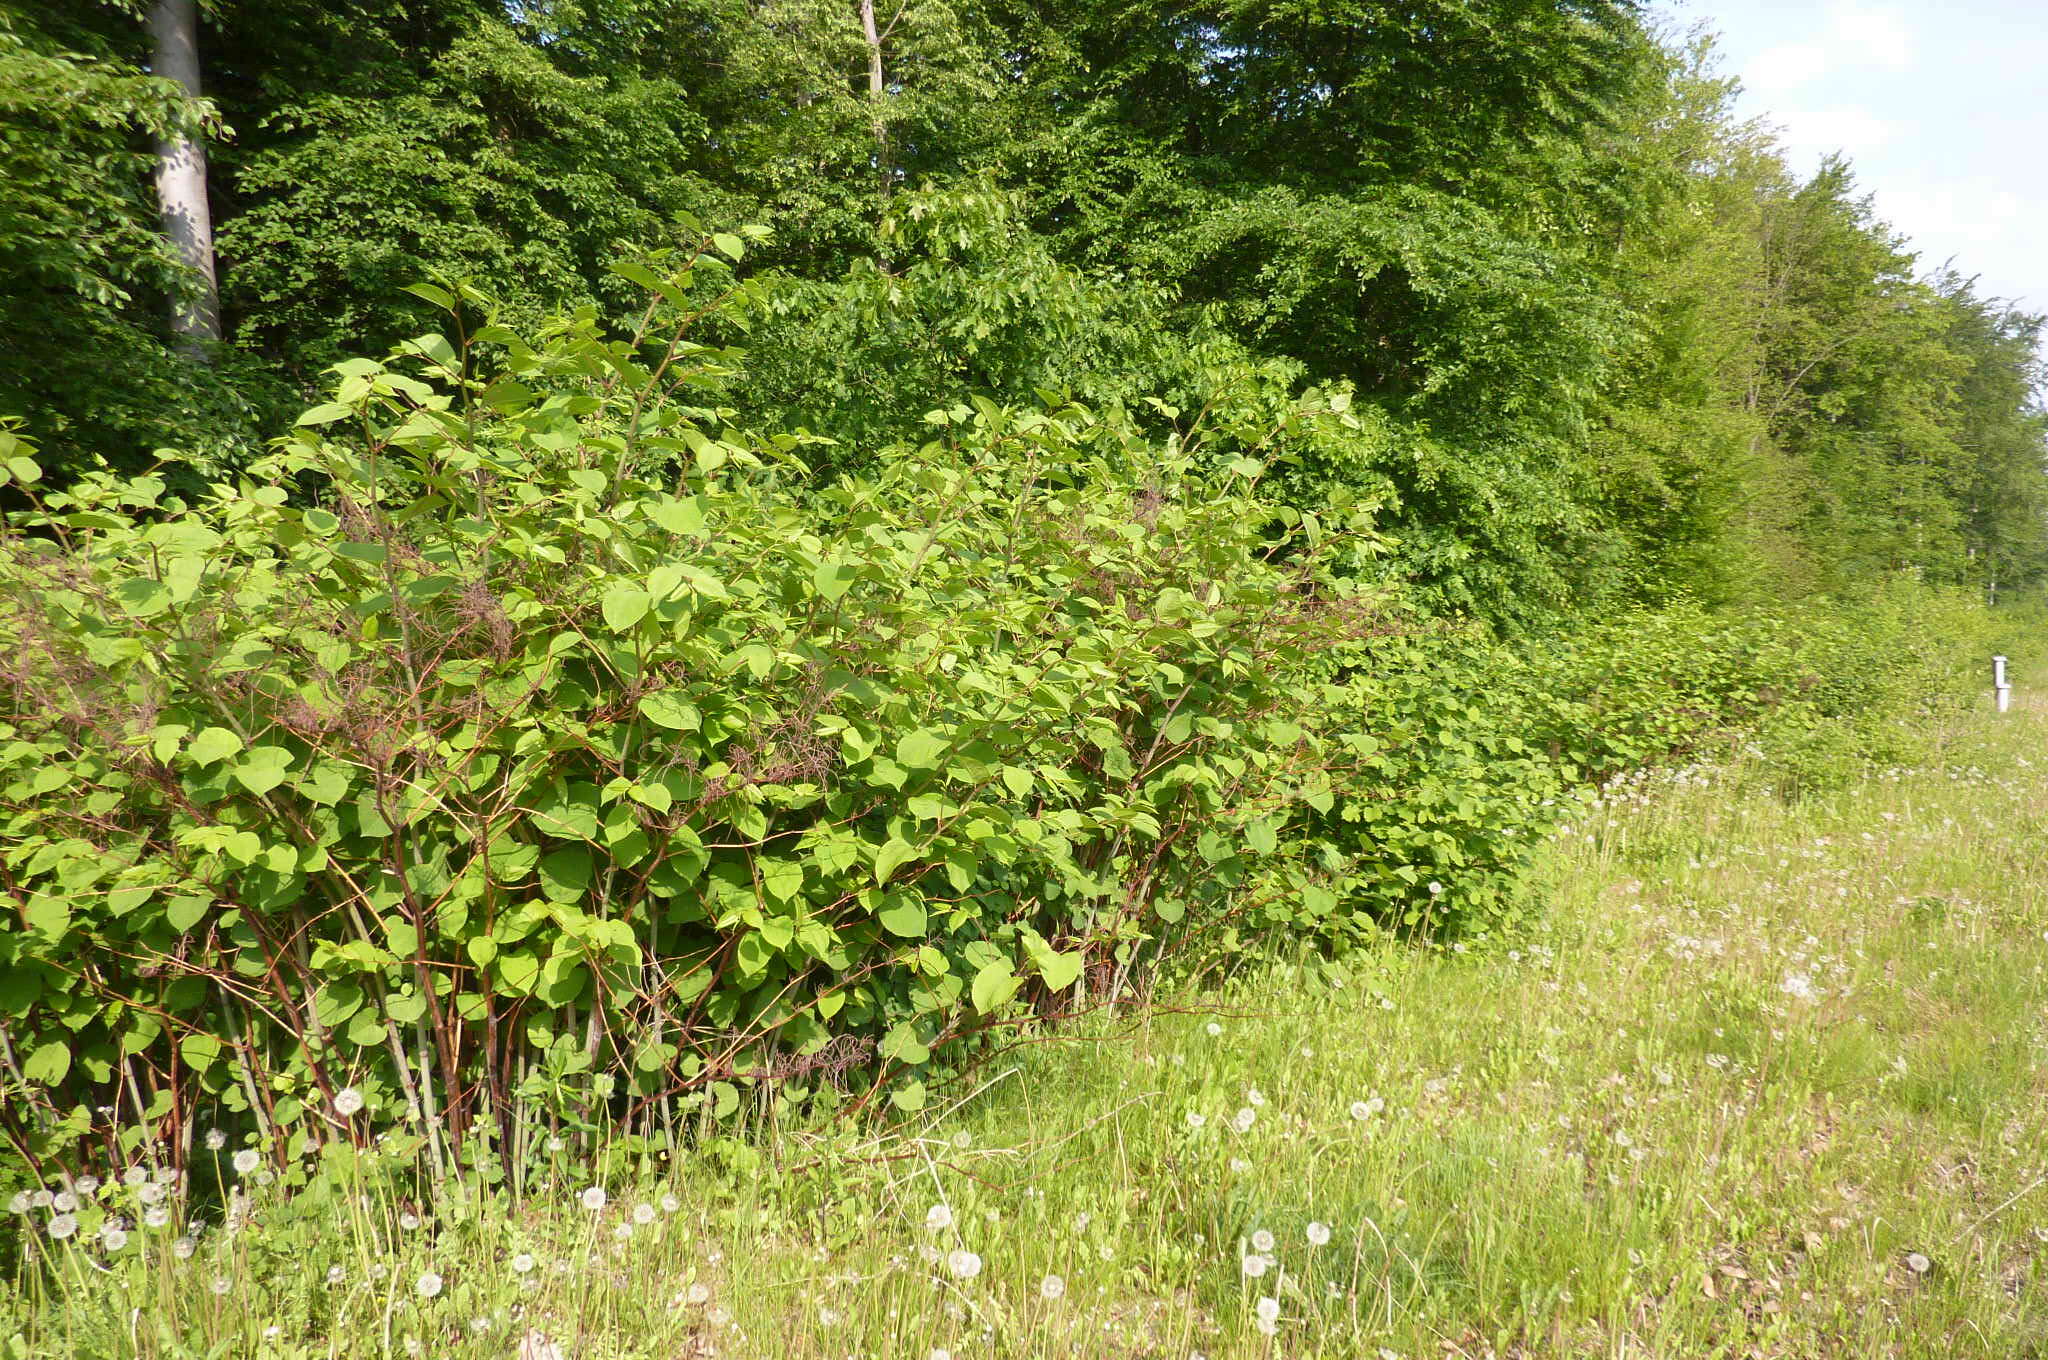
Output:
[
  {"xmin": 232, "ymin": 1150, "xmax": 260, "ymax": 1176},
  {"xmin": 1240, "ymin": 1253, "xmax": 1269, "ymax": 1278},
  {"xmin": 1229, "ymin": 1157, "xmax": 1250, "ymax": 1174},
  {"xmin": 144, "ymin": 1206, "xmax": 170, "ymax": 1228},
  {"xmin": 1246, "ymin": 1087, "xmax": 1265, "ymax": 1108},
  {"xmin": 30, "ymin": 1189, "xmax": 52, "ymax": 1210},
  {"xmin": 1781, "ymin": 972, "xmax": 1817, "ymax": 1002},
  {"xmin": 1040, "ymin": 1273, "xmax": 1066, "ymax": 1300},
  {"xmin": 1427, "ymin": 881, "xmax": 1444, "ymax": 896},
  {"xmin": 1255, "ymin": 1314, "xmax": 1279, "ymax": 1337},
  {"xmin": 1185, "ymin": 1111, "xmax": 1207, "ymax": 1130},
  {"xmin": 930, "ymin": 1350, "xmax": 953, "ymax": 1360},
  {"xmin": 613, "ymin": 1222, "xmax": 633, "ymax": 1242},
  {"xmin": 1250, "ymin": 1228, "xmax": 1275, "ymax": 1254},
  {"xmin": 173, "ymin": 1237, "xmax": 196, "ymax": 1259},
  {"xmin": 101, "ymin": 1227, "xmax": 129, "ymax": 1252},
  {"xmin": 205, "ymin": 1129, "xmax": 227, "ymax": 1151},
  {"xmin": 334, "ymin": 1087, "xmax": 365, "ymax": 1117},
  {"xmin": 210, "ymin": 1276, "xmax": 231, "ymax": 1296},
  {"xmin": 1906, "ymin": 1252, "xmax": 1932, "ymax": 1275},
  {"xmin": 684, "ymin": 1282, "xmax": 711, "ymax": 1306},
  {"xmin": 925, "ymin": 1202, "xmax": 954, "ymax": 1231},
  {"xmin": 399, "ymin": 1211, "xmax": 422, "ymax": 1231},
  {"xmin": 520, "ymin": 1332, "xmax": 567, "ymax": 1360},
  {"xmin": 511, "ymin": 1253, "xmax": 536, "ymax": 1275},
  {"xmin": 7, "ymin": 1192, "xmax": 28, "ymax": 1214},
  {"xmin": 1255, "ymin": 1296, "xmax": 1281, "ymax": 1324},
  {"xmin": 1233, "ymin": 1107, "xmax": 1256, "ymax": 1133},
  {"xmin": 47, "ymin": 1214, "xmax": 77, "ymax": 1240},
  {"xmin": 327, "ymin": 1266, "xmax": 346, "ymax": 1285},
  {"xmin": 137, "ymin": 1181, "xmax": 165, "ymax": 1206},
  {"xmin": 1307, "ymin": 1221, "xmax": 1332, "ymax": 1246},
  {"xmin": 580, "ymin": 1186, "xmax": 607, "ymax": 1211},
  {"xmin": 416, "ymin": 1270, "xmax": 443, "ymax": 1299},
  {"xmin": 78, "ymin": 1175, "xmax": 103, "ymax": 1195},
  {"xmin": 945, "ymin": 1249, "xmax": 982, "ymax": 1279},
  {"xmin": 633, "ymin": 1202, "xmax": 657, "ymax": 1226},
  {"xmin": 52, "ymin": 1190, "xmax": 77, "ymax": 1213},
  {"xmin": 1205, "ymin": 1021, "xmax": 1223, "ymax": 1037},
  {"xmin": 154, "ymin": 1165, "xmax": 179, "ymax": 1185},
  {"xmin": 660, "ymin": 1193, "xmax": 680, "ymax": 1214},
  {"xmin": 1350, "ymin": 1096, "xmax": 1383, "ymax": 1121}
]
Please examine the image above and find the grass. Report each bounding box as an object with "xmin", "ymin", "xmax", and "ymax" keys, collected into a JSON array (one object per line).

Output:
[{"xmin": 8, "ymin": 683, "xmax": 2048, "ymax": 1359}]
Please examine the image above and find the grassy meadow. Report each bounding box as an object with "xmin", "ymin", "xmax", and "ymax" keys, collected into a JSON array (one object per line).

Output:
[{"xmin": 9, "ymin": 677, "xmax": 2048, "ymax": 1360}]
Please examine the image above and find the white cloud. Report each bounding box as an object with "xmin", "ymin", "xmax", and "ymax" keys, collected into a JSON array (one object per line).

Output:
[
  {"xmin": 1773, "ymin": 106, "xmax": 1898, "ymax": 159},
  {"xmin": 1825, "ymin": 2, "xmax": 1913, "ymax": 71},
  {"xmin": 1746, "ymin": 41, "xmax": 1830, "ymax": 92}
]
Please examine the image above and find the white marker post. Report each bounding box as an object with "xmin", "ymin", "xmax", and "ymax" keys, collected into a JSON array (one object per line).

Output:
[{"xmin": 1993, "ymin": 654, "xmax": 2011, "ymax": 713}]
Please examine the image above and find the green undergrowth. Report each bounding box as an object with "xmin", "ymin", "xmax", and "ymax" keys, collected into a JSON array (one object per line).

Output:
[{"xmin": 7, "ymin": 639, "xmax": 2046, "ymax": 1358}]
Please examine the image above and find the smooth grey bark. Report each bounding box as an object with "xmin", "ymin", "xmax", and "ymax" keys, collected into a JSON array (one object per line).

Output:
[{"xmin": 150, "ymin": 0, "xmax": 220, "ymax": 354}]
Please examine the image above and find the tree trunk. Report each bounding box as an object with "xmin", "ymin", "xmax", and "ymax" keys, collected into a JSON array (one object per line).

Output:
[
  {"xmin": 859, "ymin": 0, "xmax": 889, "ymax": 195},
  {"xmin": 150, "ymin": 0, "xmax": 220, "ymax": 356}
]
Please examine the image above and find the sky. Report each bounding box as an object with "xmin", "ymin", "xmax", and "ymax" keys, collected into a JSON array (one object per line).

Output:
[{"xmin": 1659, "ymin": 0, "xmax": 2048, "ymax": 316}]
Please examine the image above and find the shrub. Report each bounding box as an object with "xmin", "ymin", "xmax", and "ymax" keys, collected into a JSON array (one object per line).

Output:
[{"xmin": 0, "ymin": 243, "xmax": 1408, "ymax": 1174}]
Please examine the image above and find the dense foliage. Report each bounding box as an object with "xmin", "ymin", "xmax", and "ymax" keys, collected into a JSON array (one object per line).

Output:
[
  {"xmin": 0, "ymin": 0, "xmax": 2041, "ymax": 1179},
  {"xmin": 0, "ymin": 253, "xmax": 2003, "ymax": 1176}
]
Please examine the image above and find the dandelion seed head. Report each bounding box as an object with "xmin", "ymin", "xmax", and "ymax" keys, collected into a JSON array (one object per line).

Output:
[
  {"xmin": 511, "ymin": 1253, "xmax": 536, "ymax": 1275},
  {"xmin": 144, "ymin": 1206, "xmax": 170, "ymax": 1228},
  {"xmin": 925, "ymin": 1203, "xmax": 953, "ymax": 1231},
  {"xmin": 399, "ymin": 1211, "xmax": 422, "ymax": 1231},
  {"xmin": 684, "ymin": 1282, "xmax": 711, "ymax": 1305},
  {"xmin": 1205, "ymin": 1022, "xmax": 1222, "ymax": 1037},
  {"xmin": 1307, "ymin": 1221, "xmax": 1332, "ymax": 1246},
  {"xmin": 328, "ymin": 1266, "xmax": 346, "ymax": 1285},
  {"xmin": 945, "ymin": 1249, "xmax": 982, "ymax": 1279},
  {"xmin": 1185, "ymin": 1111, "xmax": 1207, "ymax": 1130},
  {"xmin": 1906, "ymin": 1252, "xmax": 1932, "ymax": 1274},
  {"xmin": 174, "ymin": 1236, "xmax": 196, "ymax": 1259},
  {"xmin": 1040, "ymin": 1273, "xmax": 1066, "ymax": 1300},
  {"xmin": 660, "ymin": 1193, "xmax": 680, "ymax": 1214},
  {"xmin": 416, "ymin": 1270, "xmax": 443, "ymax": 1299},
  {"xmin": 46, "ymin": 1213, "xmax": 77, "ymax": 1240},
  {"xmin": 1255, "ymin": 1296, "xmax": 1280, "ymax": 1324},
  {"xmin": 1240, "ymin": 1253, "xmax": 1269, "ymax": 1278},
  {"xmin": 137, "ymin": 1181, "xmax": 165, "ymax": 1206},
  {"xmin": 210, "ymin": 1275, "xmax": 231, "ymax": 1296},
  {"xmin": 100, "ymin": 1227, "xmax": 129, "ymax": 1252},
  {"xmin": 1232, "ymin": 1107, "xmax": 1256, "ymax": 1133},
  {"xmin": 204, "ymin": 1130, "xmax": 227, "ymax": 1151},
  {"xmin": 231, "ymin": 1150, "xmax": 260, "ymax": 1176},
  {"xmin": 6, "ymin": 1192, "xmax": 28, "ymax": 1214},
  {"xmin": 633, "ymin": 1203, "xmax": 657, "ymax": 1226},
  {"xmin": 1246, "ymin": 1087, "xmax": 1266, "ymax": 1108},
  {"xmin": 52, "ymin": 1190, "xmax": 77, "ymax": 1213},
  {"xmin": 334, "ymin": 1088, "xmax": 365, "ymax": 1117},
  {"xmin": 580, "ymin": 1186, "xmax": 607, "ymax": 1211},
  {"xmin": 77, "ymin": 1176, "xmax": 103, "ymax": 1195}
]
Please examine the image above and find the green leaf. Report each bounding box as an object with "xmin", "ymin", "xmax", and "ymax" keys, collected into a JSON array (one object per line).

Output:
[
  {"xmin": 970, "ymin": 961, "xmax": 1021, "ymax": 1014},
  {"xmin": 895, "ymin": 730, "xmax": 948, "ymax": 770},
  {"xmin": 539, "ymin": 847, "xmax": 593, "ymax": 904},
  {"xmin": 232, "ymin": 746, "xmax": 295, "ymax": 796},
  {"xmin": 877, "ymin": 894, "xmax": 926, "ymax": 938},
  {"xmin": 165, "ymin": 895, "xmax": 210, "ymax": 932},
  {"xmin": 812, "ymin": 558, "xmax": 857, "ymax": 601},
  {"xmin": 601, "ymin": 585, "xmax": 650, "ymax": 633},
  {"xmin": 1000, "ymin": 766, "xmax": 1033, "ymax": 797},
  {"xmin": 1037, "ymin": 949, "xmax": 1084, "ymax": 992},
  {"xmin": 21, "ymin": 1042, "xmax": 70, "ymax": 1085},
  {"xmin": 890, "ymin": 1080, "xmax": 927, "ymax": 1112},
  {"xmin": 637, "ymin": 692, "xmax": 701, "ymax": 730},
  {"xmin": 873, "ymin": 838, "xmax": 917, "ymax": 886},
  {"xmin": 712, "ymin": 232, "xmax": 745, "ymax": 261},
  {"xmin": 186, "ymin": 727, "xmax": 244, "ymax": 767},
  {"xmin": 296, "ymin": 403, "xmax": 356, "ymax": 427}
]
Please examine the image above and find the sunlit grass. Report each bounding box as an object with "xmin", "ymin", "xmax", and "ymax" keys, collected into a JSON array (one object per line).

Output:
[{"xmin": 8, "ymin": 685, "xmax": 2048, "ymax": 1358}]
